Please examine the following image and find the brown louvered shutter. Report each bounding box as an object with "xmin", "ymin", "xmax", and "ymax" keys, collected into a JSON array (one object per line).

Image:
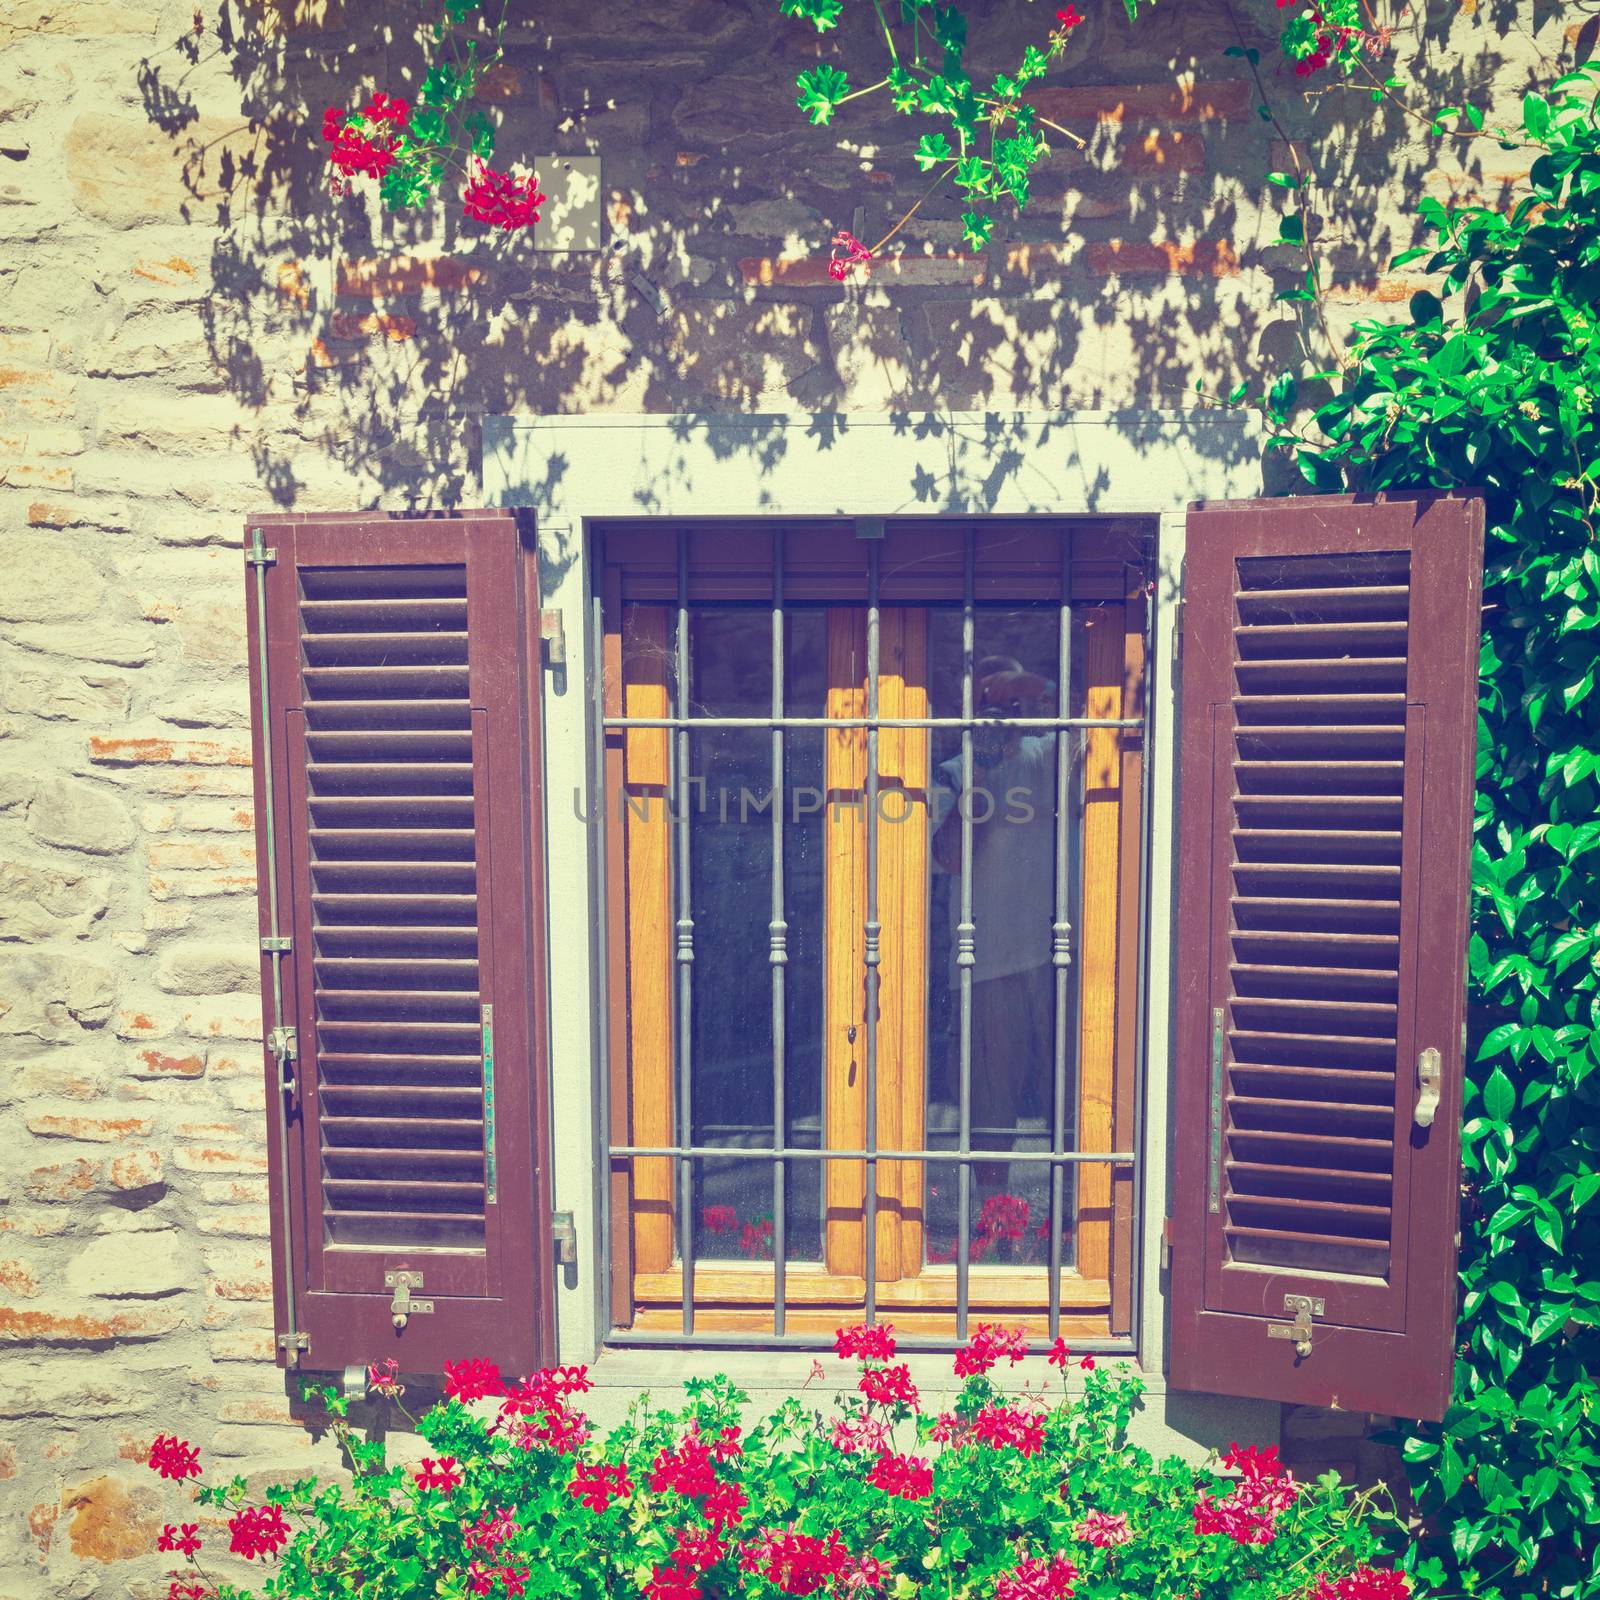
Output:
[
  {"xmin": 244, "ymin": 511, "xmax": 554, "ymax": 1375},
  {"xmin": 1170, "ymin": 493, "xmax": 1483, "ymax": 1422}
]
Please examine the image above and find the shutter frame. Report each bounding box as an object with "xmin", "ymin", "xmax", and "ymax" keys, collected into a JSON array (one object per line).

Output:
[
  {"xmin": 244, "ymin": 510, "xmax": 554, "ymax": 1377},
  {"xmin": 1169, "ymin": 492, "xmax": 1483, "ymax": 1422}
]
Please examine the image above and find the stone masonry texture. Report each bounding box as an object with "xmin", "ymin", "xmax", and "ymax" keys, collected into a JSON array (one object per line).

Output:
[{"xmin": 0, "ymin": 0, "xmax": 1579, "ymax": 1590}]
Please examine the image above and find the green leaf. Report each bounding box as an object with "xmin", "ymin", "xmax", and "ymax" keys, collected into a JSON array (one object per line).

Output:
[
  {"xmin": 796, "ymin": 64, "xmax": 850, "ymax": 125},
  {"xmin": 779, "ymin": 0, "xmax": 844, "ymax": 30},
  {"xmin": 915, "ymin": 131, "xmax": 953, "ymax": 171},
  {"xmin": 960, "ymin": 210, "xmax": 995, "ymax": 250},
  {"xmin": 1482, "ymin": 1067, "xmax": 1517, "ymax": 1125}
]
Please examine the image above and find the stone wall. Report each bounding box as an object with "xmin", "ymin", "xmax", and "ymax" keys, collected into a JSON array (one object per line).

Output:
[{"xmin": 0, "ymin": 0, "xmax": 1578, "ymax": 1591}]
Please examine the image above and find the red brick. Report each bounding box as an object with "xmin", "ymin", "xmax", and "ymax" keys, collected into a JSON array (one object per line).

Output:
[
  {"xmin": 1085, "ymin": 239, "xmax": 1240, "ymax": 277},
  {"xmin": 330, "ymin": 311, "xmax": 418, "ymax": 341},
  {"xmin": 0, "ymin": 1305, "xmax": 183, "ymax": 1343},
  {"xmin": 336, "ymin": 255, "xmax": 487, "ymax": 297},
  {"xmin": 739, "ymin": 253, "xmax": 985, "ymax": 288},
  {"xmin": 134, "ymin": 1048, "xmax": 205, "ymax": 1078},
  {"xmin": 26, "ymin": 1113, "xmax": 153, "ymax": 1142},
  {"xmin": 87, "ymin": 735, "xmax": 250, "ymax": 767},
  {"xmin": 1030, "ymin": 78, "xmax": 1252, "ymax": 126},
  {"xmin": 1120, "ymin": 128, "xmax": 1205, "ymax": 174}
]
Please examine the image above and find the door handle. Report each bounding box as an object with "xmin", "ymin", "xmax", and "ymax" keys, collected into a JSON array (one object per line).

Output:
[{"xmin": 1414, "ymin": 1047, "xmax": 1441, "ymax": 1129}]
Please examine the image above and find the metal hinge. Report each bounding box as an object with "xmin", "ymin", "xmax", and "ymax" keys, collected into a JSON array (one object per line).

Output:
[
  {"xmin": 385, "ymin": 1270, "xmax": 435, "ymax": 1329},
  {"xmin": 1160, "ymin": 1217, "xmax": 1175, "ymax": 1270},
  {"xmin": 278, "ymin": 1331, "xmax": 309, "ymax": 1364},
  {"xmin": 552, "ymin": 1210, "xmax": 578, "ymax": 1266},
  {"xmin": 1267, "ymin": 1293, "xmax": 1324, "ymax": 1358},
  {"xmin": 261, "ymin": 935, "xmax": 291, "ymax": 954},
  {"xmin": 1172, "ymin": 597, "xmax": 1184, "ymax": 662},
  {"xmin": 245, "ymin": 527, "xmax": 277, "ymax": 567},
  {"xmin": 540, "ymin": 607, "xmax": 566, "ymax": 669}
]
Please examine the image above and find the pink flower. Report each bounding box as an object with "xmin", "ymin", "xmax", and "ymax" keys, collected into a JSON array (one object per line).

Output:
[
  {"xmin": 835, "ymin": 1323, "xmax": 896, "ymax": 1361},
  {"xmin": 570, "ymin": 1460, "xmax": 633, "ymax": 1512},
  {"xmin": 462, "ymin": 163, "xmax": 546, "ymax": 231},
  {"xmin": 367, "ymin": 1357, "xmax": 404, "ymax": 1398},
  {"xmin": 858, "ymin": 1363, "xmax": 919, "ymax": 1410},
  {"xmin": 413, "ymin": 1455, "xmax": 464, "ymax": 1494},
  {"xmin": 832, "ymin": 1414, "xmax": 891, "ymax": 1456},
  {"xmin": 157, "ymin": 1523, "xmax": 203, "ymax": 1557},
  {"xmin": 827, "ymin": 230, "xmax": 873, "ymax": 283},
  {"xmin": 996, "ymin": 1553, "xmax": 1078, "ymax": 1600},
  {"xmin": 443, "ymin": 1358, "xmax": 507, "ymax": 1402},
  {"xmin": 867, "ymin": 1451, "xmax": 933, "ymax": 1500},
  {"xmin": 1074, "ymin": 1510, "xmax": 1131, "ymax": 1548},
  {"xmin": 148, "ymin": 1435, "xmax": 201, "ymax": 1481},
  {"xmin": 227, "ymin": 1504, "xmax": 290, "ymax": 1560}
]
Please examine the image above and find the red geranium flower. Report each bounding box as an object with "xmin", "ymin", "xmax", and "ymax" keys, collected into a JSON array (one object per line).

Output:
[
  {"xmin": 444, "ymin": 1358, "xmax": 508, "ymax": 1402},
  {"xmin": 367, "ymin": 1357, "xmax": 404, "ymax": 1399},
  {"xmin": 569, "ymin": 1460, "xmax": 633, "ymax": 1512},
  {"xmin": 972, "ymin": 1402, "xmax": 1045, "ymax": 1457},
  {"xmin": 704, "ymin": 1480, "xmax": 748, "ymax": 1532},
  {"xmin": 157, "ymin": 1523, "xmax": 203, "ymax": 1557},
  {"xmin": 462, "ymin": 163, "xmax": 546, "ymax": 231},
  {"xmin": 464, "ymin": 1505, "xmax": 520, "ymax": 1552},
  {"xmin": 645, "ymin": 1564, "xmax": 703, "ymax": 1600},
  {"xmin": 739, "ymin": 1528, "xmax": 850, "ymax": 1596},
  {"xmin": 953, "ymin": 1321, "xmax": 1027, "ymax": 1376},
  {"xmin": 500, "ymin": 1565, "xmax": 532, "ymax": 1598},
  {"xmin": 673, "ymin": 1526, "xmax": 728, "ymax": 1573},
  {"xmin": 1221, "ymin": 1440, "xmax": 1284, "ymax": 1480},
  {"xmin": 1078, "ymin": 1354, "xmax": 1096, "ymax": 1371},
  {"xmin": 650, "ymin": 1429, "xmax": 719, "ymax": 1498},
  {"xmin": 364, "ymin": 92, "xmax": 409, "ymax": 125},
  {"xmin": 168, "ymin": 1584, "xmax": 208, "ymax": 1600},
  {"xmin": 1055, "ymin": 6, "xmax": 1085, "ymax": 29},
  {"xmin": 148, "ymin": 1435, "xmax": 202, "ymax": 1481},
  {"xmin": 996, "ymin": 1554, "xmax": 1078, "ymax": 1600},
  {"xmin": 413, "ymin": 1455, "xmax": 464, "ymax": 1494},
  {"xmin": 1046, "ymin": 1337, "xmax": 1071, "ymax": 1369},
  {"xmin": 858, "ymin": 1362, "xmax": 919, "ymax": 1410},
  {"xmin": 867, "ymin": 1451, "xmax": 933, "ymax": 1500},
  {"xmin": 835, "ymin": 1322, "xmax": 896, "ymax": 1361},
  {"xmin": 827, "ymin": 230, "xmax": 873, "ymax": 283},
  {"xmin": 711, "ymin": 1424, "xmax": 743, "ymax": 1461},
  {"xmin": 227, "ymin": 1504, "xmax": 290, "ymax": 1561}
]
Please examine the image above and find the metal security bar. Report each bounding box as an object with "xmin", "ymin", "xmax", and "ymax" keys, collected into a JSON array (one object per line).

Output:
[{"xmin": 594, "ymin": 523, "xmax": 1148, "ymax": 1351}]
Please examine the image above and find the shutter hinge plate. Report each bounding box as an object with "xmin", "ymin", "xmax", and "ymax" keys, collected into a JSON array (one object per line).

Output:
[
  {"xmin": 1159, "ymin": 1216, "xmax": 1175, "ymax": 1269},
  {"xmin": 552, "ymin": 1210, "xmax": 578, "ymax": 1265},
  {"xmin": 278, "ymin": 1331, "xmax": 309, "ymax": 1364},
  {"xmin": 261, "ymin": 936, "xmax": 291, "ymax": 954},
  {"xmin": 245, "ymin": 528, "xmax": 277, "ymax": 567}
]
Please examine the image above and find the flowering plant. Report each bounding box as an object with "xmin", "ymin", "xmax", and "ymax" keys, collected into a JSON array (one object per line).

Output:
[{"xmin": 146, "ymin": 1327, "xmax": 1416, "ymax": 1600}]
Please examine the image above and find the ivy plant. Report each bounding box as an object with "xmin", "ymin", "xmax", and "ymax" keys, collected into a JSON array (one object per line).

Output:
[{"xmin": 1252, "ymin": 65, "xmax": 1600, "ymax": 1600}]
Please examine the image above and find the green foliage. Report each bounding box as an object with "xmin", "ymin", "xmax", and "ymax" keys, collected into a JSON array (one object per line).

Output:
[
  {"xmin": 1259, "ymin": 64, "xmax": 1600, "ymax": 1600},
  {"xmin": 155, "ymin": 1349, "xmax": 1413, "ymax": 1600}
]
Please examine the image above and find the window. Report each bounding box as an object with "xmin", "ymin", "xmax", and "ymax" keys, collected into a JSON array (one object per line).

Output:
[
  {"xmin": 594, "ymin": 519, "xmax": 1152, "ymax": 1346},
  {"xmin": 243, "ymin": 483, "xmax": 1484, "ymax": 1424}
]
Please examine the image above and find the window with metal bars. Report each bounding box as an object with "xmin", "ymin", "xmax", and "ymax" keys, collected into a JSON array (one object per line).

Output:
[{"xmin": 591, "ymin": 519, "xmax": 1153, "ymax": 1351}]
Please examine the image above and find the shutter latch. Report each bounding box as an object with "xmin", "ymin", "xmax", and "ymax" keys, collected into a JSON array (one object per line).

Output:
[
  {"xmin": 1267, "ymin": 1293, "xmax": 1323, "ymax": 1359},
  {"xmin": 385, "ymin": 1270, "xmax": 435, "ymax": 1330},
  {"xmin": 268, "ymin": 1026, "xmax": 297, "ymax": 1097},
  {"xmin": 540, "ymin": 607, "xmax": 566, "ymax": 669},
  {"xmin": 552, "ymin": 1211, "xmax": 578, "ymax": 1266},
  {"xmin": 1413, "ymin": 1046, "xmax": 1442, "ymax": 1129}
]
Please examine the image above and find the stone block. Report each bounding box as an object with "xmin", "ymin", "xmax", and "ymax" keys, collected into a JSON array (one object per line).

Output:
[
  {"xmin": 204, "ymin": 1245, "xmax": 273, "ymax": 1300},
  {"xmin": 130, "ymin": 1047, "xmax": 206, "ymax": 1079},
  {"xmin": 63, "ymin": 1231, "xmax": 189, "ymax": 1297},
  {"xmin": 0, "ymin": 858, "xmax": 110, "ymax": 941},
  {"xmin": 21, "ymin": 1158, "xmax": 100, "ymax": 1203},
  {"xmin": 26, "ymin": 777, "xmax": 136, "ymax": 855},
  {"xmin": 0, "ymin": 1365, "xmax": 152, "ymax": 1418},
  {"xmin": 87, "ymin": 731, "xmax": 251, "ymax": 767},
  {"xmin": 0, "ymin": 535, "xmax": 104, "ymax": 622},
  {"xmin": 154, "ymin": 942, "xmax": 258, "ymax": 995},
  {"xmin": 7, "ymin": 622, "xmax": 154, "ymax": 667},
  {"xmin": 2, "ymin": 667, "xmax": 132, "ymax": 722},
  {"xmin": 1, "ymin": 1051, "xmax": 108, "ymax": 1104},
  {"xmin": 0, "ymin": 949, "xmax": 116, "ymax": 1040},
  {"xmin": 148, "ymin": 840, "xmax": 255, "ymax": 870},
  {"xmin": 108, "ymin": 1148, "xmax": 164, "ymax": 1191},
  {"xmin": 0, "ymin": 1302, "xmax": 183, "ymax": 1343},
  {"xmin": 174, "ymin": 1146, "xmax": 269, "ymax": 1175},
  {"xmin": 63, "ymin": 113, "xmax": 259, "ymax": 229},
  {"xmin": 0, "ymin": 1258, "xmax": 40, "ymax": 1296},
  {"xmin": 61, "ymin": 1473, "xmax": 164, "ymax": 1563}
]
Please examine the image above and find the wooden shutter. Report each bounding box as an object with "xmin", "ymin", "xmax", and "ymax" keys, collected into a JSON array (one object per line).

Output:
[
  {"xmin": 1170, "ymin": 493, "xmax": 1483, "ymax": 1422},
  {"xmin": 244, "ymin": 511, "xmax": 553, "ymax": 1375}
]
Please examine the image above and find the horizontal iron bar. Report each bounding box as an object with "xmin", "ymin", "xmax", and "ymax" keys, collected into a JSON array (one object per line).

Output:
[
  {"xmin": 611, "ymin": 1144, "xmax": 1134, "ymax": 1164},
  {"xmin": 604, "ymin": 715, "xmax": 1141, "ymax": 731},
  {"xmin": 606, "ymin": 1330, "xmax": 1138, "ymax": 1354}
]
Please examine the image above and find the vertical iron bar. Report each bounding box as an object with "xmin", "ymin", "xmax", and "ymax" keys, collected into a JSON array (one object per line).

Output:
[
  {"xmin": 675, "ymin": 530, "xmax": 695, "ymax": 1336},
  {"xmin": 864, "ymin": 543, "xmax": 881, "ymax": 1324},
  {"xmin": 591, "ymin": 576, "xmax": 613, "ymax": 1330},
  {"xmin": 1048, "ymin": 530, "xmax": 1074, "ymax": 1341},
  {"xmin": 771, "ymin": 531, "xmax": 788, "ymax": 1337},
  {"xmin": 1128, "ymin": 571, "xmax": 1156, "ymax": 1347},
  {"xmin": 956, "ymin": 526, "xmax": 976, "ymax": 1339}
]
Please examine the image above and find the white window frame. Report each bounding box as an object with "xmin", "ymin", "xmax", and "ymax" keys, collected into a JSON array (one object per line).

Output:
[{"xmin": 485, "ymin": 410, "xmax": 1274, "ymax": 1447}]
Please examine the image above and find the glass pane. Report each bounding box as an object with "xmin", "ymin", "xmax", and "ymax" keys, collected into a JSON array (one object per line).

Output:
[
  {"xmin": 923, "ymin": 604, "xmax": 1081, "ymax": 1270},
  {"xmin": 683, "ymin": 606, "xmax": 824, "ymax": 1264}
]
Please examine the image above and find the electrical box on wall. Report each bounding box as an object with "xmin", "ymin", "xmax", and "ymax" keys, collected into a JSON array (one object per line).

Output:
[{"xmin": 533, "ymin": 157, "xmax": 601, "ymax": 251}]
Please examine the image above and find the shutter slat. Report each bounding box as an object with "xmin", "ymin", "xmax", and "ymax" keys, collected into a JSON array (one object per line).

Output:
[
  {"xmin": 309, "ymin": 829, "xmax": 477, "ymax": 860},
  {"xmin": 1233, "ymin": 829, "xmax": 1403, "ymax": 865},
  {"xmin": 314, "ymin": 957, "xmax": 480, "ymax": 986},
  {"xmin": 306, "ymin": 730, "xmax": 476, "ymax": 761},
  {"xmin": 1233, "ymin": 657, "xmax": 1407, "ymax": 692},
  {"xmin": 299, "ymin": 596, "xmax": 468, "ymax": 631},
  {"xmin": 303, "ymin": 631, "xmax": 470, "ymax": 665},
  {"xmin": 312, "ymin": 925, "xmax": 479, "ymax": 957},
  {"xmin": 1234, "ymin": 584, "xmax": 1409, "ymax": 622},
  {"xmin": 1232, "ymin": 692, "xmax": 1407, "ymax": 725},
  {"xmin": 1230, "ymin": 963, "xmax": 1398, "ymax": 999},
  {"xmin": 302, "ymin": 664, "xmax": 472, "ymax": 697},
  {"xmin": 308, "ymin": 796, "xmax": 477, "ymax": 825},
  {"xmin": 312, "ymin": 893, "xmax": 478, "ymax": 922},
  {"xmin": 307, "ymin": 763, "xmax": 474, "ymax": 794},
  {"xmin": 303, "ymin": 698, "xmax": 473, "ymax": 731}
]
